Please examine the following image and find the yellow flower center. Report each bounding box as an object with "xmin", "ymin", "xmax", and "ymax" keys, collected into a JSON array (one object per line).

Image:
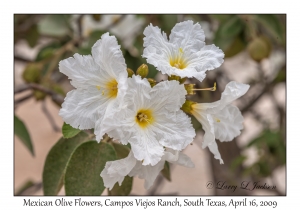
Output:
[
  {"xmin": 169, "ymin": 48, "xmax": 187, "ymax": 70},
  {"xmin": 135, "ymin": 109, "xmax": 154, "ymax": 128},
  {"xmin": 96, "ymin": 79, "xmax": 118, "ymax": 99}
]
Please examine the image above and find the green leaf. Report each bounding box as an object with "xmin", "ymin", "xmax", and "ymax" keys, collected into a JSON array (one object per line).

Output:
[
  {"xmin": 64, "ymin": 141, "xmax": 117, "ymax": 195},
  {"xmin": 214, "ymin": 16, "xmax": 245, "ymax": 52},
  {"xmin": 161, "ymin": 162, "xmax": 171, "ymax": 181},
  {"xmin": 42, "ymin": 132, "xmax": 90, "ymax": 195},
  {"xmin": 217, "ymin": 15, "xmax": 244, "ymax": 39},
  {"xmin": 14, "ymin": 115, "xmax": 34, "ymax": 156},
  {"xmin": 25, "ymin": 24, "xmax": 39, "ymax": 48},
  {"xmin": 62, "ymin": 122, "xmax": 81, "ymax": 139},
  {"xmin": 15, "ymin": 180, "xmax": 34, "ymax": 195},
  {"xmin": 224, "ymin": 36, "xmax": 246, "ymax": 58},
  {"xmin": 38, "ymin": 15, "xmax": 71, "ymax": 37},
  {"xmin": 254, "ymin": 15, "xmax": 284, "ymax": 43},
  {"xmin": 108, "ymin": 175, "xmax": 133, "ymax": 196},
  {"xmin": 111, "ymin": 142, "xmax": 130, "ymax": 159}
]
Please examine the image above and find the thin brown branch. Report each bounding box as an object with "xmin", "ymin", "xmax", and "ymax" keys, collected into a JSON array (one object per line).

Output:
[
  {"xmin": 14, "ymin": 84, "xmax": 31, "ymax": 94},
  {"xmin": 14, "ymin": 55, "xmax": 32, "ymax": 63},
  {"xmin": 15, "ymin": 93, "xmax": 33, "ymax": 105},
  {"xmin": 15, "ymin": 83, "xmax": 64, "ymax": 105},
  {"xmin": 42, "ymin": 100, "xmax": 60, "ymax": 132}
]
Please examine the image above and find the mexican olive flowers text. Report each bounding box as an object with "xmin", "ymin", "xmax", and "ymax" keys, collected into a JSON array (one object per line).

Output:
[{"xmin": 59, "ymin": 20, "xmax": 249, "ymax": 190}]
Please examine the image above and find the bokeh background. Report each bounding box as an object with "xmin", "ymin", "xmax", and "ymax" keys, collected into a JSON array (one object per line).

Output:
[{"xmin": 14, "ymin": 14, "xmax": 286, "ymax": 195}]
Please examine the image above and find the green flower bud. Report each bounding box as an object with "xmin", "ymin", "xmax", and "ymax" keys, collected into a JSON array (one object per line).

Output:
[
  {"xmin": 127, "ymin": 68, "xmax": 135, "ymax": 78},
  {"xmin": 22, "ymin": 63, "xmax": 41, "ymax": 83},
  {"xmin": 147, "ymin": 78, "xmax": 156, "ymax": 87},
  {"xmin": 136, "ymin": 64, "xmax": 149, "ymax": 78},
  {"xmin": 33, "ymin": 90, "xmax": 46, "ymax": 101},
  {"xmin": 168, "ymin": 75, "xmax": 186, "ymax": 84}
]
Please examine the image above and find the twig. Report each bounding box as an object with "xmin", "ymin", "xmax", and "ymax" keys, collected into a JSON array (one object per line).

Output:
[
  {"xmin": 16, "ymin": 181, "xmax": 43, "ymax": 196},
  {"xmin": 15, "ymin": 83, "xmax": 64, "ymax": 105},
  {"xmin": 15, "ymin": 93, "xmax": 33, "ymax": 105},
  {"xmin": 241, "ymin": 84, "xmax": 272, "ymax": 114},
  {"xmin": 14, "ymin": 55, "xmax": 32, "ymax": 63},
  {"xmin": 42, "ymin": 100, "xmax": 60, "ymax": 132},
  {"xmin": 14, "ymin": 84, "xmax": 31, "ymax": 94}
]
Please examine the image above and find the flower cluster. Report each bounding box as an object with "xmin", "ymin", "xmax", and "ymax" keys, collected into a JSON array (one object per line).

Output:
[{"xmin": 59, "ymin": 20, "xmax": 249, "ymax": 190}]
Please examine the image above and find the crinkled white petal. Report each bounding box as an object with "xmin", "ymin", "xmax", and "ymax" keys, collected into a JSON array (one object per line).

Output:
[
  {"xmin": 142, "ymin": 24, "xmax": 174, "ymax": 74},
  {"xmin": 129, "ymin": 129, "xmax": 165, "ymax": 166},
  {"xmin": 191, "ymin": 108, "xmax": 224, "ymax": 164},
  {"xmin": 152, "ymin": 110, "xmax": 195, "ymax": 151},
  {"xmin": 169, "ymin": 20, "xmax": 205, "ymax": 52},
  {"xmin": 213, "ymin": 105, "xmax": 244, "ymax": 142},
  {"xmin": 142, "ymin": 21, "xmax": 224, "ymax": 82},
  {"xmin": 150, "ymin": 80, "xmax": 186, "ymax": 112},
  {"xmin": 59, "ymin": 87, "xmax": 110, "ymax": 129},
  {"xmin": 164, "ymin": 149, "xmax": 194, "ymax": 168},
  {"xmin": 191, "ymin": 81, "xmax": 249, "ymax": 164},
  {"xmin": 59, "ymin": 54, "xmax": 103, "ymax": 89},
  {"xmin": 100, "ymin": 151, "xmax": 136, "ymax": 190},
  {"xmin": 59, "ymin": 33, "xmax": 128, "ymax": 132},
  {"xmin": 200, "ymin": 81, "xmax": 250, "ymax": 112},
  {"xmin": 101, "ymin": 149, "xmax": 194, "ymax": 190},
  {"xmin": 100, "ymin": 75, "xmax": 195, "ymax": 166},
  {"xmin": 207, "ymin": 141, "xmax": 224, "ymax": 164}
]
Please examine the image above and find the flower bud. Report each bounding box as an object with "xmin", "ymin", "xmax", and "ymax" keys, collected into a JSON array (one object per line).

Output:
[
  {"xmin": 136, "ymin": 64, "xmax": 148, "ymax": 78},
  {"xmin": 168, "ymin": 75, "xmax": 186, "ymax": 84},
  {"xmin": 181, "ymin": 100, "xmax": 196, "ymax": 114},
  {"xmin": 147, "ymin": 78, "xmax": 156, "ymax": 87},
  {"xmin": 184, "ymin": 84, "xmax": 196, "ymax": 95},
  {"xmin": 22, "ymin": 63, "xmax": 41, "ymax": 83},
  {"xmin": 127, "ymin": 68, "xmax": 135, "ymax": 78}
]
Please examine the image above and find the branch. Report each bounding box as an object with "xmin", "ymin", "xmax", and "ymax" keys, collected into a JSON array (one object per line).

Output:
[
  {"xmin": 15, "ymin": 83, "xmax": 64, "ymax": 105},
  {"xmin": 15, "ymin": 93, "xmax": 33, "ymax": 105},
  {"xmin": 42, "ymin": 100, "xmax": 60, "ymax": 132},
  {"xmin": 14, "ymin": 55, "xmax": 32, "ymax": 63}
]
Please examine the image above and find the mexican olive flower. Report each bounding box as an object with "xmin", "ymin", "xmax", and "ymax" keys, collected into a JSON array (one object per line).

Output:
[
  {"xmin": 101, "ymin": 148, "xmax": 194, "ymax": 190},
  {"xmin": 59, "ymin": 33, "xmax": 127, "ymax": 133},
  {"xmin": 95, "ymin": 75, "xmax": 195, "ymax": 166},
  {"xmin": 142, "ymin": 20, "xmax": 224, "ymax": 82},
  {"xmin": 191, "ymin": 81, "xmax": 250, "ymax": 164}
]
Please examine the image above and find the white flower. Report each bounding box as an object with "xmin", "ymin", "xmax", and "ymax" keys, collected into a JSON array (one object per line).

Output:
[
  {"xmin": 142, "ymin": 20, "xmax": 224, "ymax": 82},
  {"xmin": 191, "ymin": 81, "xmax": 250, "ymax": 164},
  {"xmin": 95, "ymin": 75, "xmax": 195, "ymax": 166},
  {"xmin": 101, "ymin": 148, "xmax": 194, "ymax": 190},
  {"xmin": 59, "ymin": 33, "xmax": 128, "ymax": 133}
]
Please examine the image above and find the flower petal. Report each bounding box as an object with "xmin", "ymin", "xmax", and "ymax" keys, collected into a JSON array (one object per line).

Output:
[
  {"xmin": 91, "ymin": 32, "xmax": 128, "ymax": 84},
  {"xmin": 213, "ymin": 105, "xmax": 244, "ymax": 142},
  {"xmin": 100, "ymin": 151, "xmax": 137, "ymax": 190},
  {"xmin": 59, "ymin": 87, "xmax": 109, "ymax": 129},
  {"xmin": 142, "ymin": 24, "xmax": 175, "ymax": 74},
  {"xmin": 129, "ymin": 129, "xmax": 165, "ymax": 166},
  {"xmin": 189, "ymin": 44, "xmax": 224, "ymax": 80},
  {"xmin": 208, "ymin": 141, "xmax": 224, "ymax": 164},
  {"xmin": 169, "ymin": 20, "xmax": 205, "ymax": 52},
  {"xmin": 152, "ymin": 110, "xmax": 195, "ymax": 151},
  {"xmin": 59, "ymin": 54, "xmax": 102, "ymax": 89},
  {"xmin": 150, "ymin": 80, "xmax": 186, "ymax": 112}
]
